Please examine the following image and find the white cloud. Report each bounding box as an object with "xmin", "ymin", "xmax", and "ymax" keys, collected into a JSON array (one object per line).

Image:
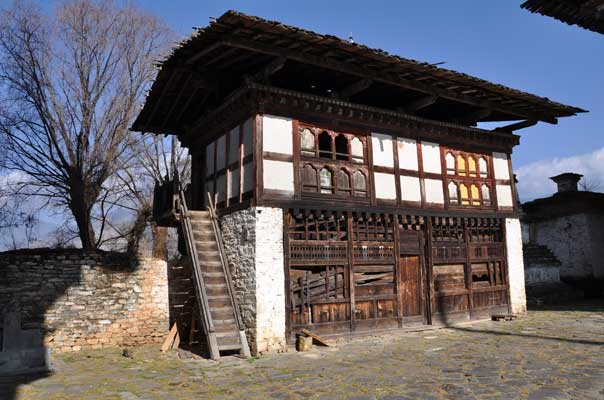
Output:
[{"xmin": 515, "ymin": 147, "xmax": 604, "ymax": 201}]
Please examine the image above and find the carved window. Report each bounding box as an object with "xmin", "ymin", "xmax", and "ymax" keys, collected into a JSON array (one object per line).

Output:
[
  {"xmin": 320, "ymin": 168, "xmax": 334, "ymax": 193},
  {"xmin": 318, "ymin": 131, "xmax": 332, "ymax": 159},
  {"xmin": 336, "ymin": 169, "xmax": 351, "ymax": 196},
  {"xmin": 302, "ymin": 164, "xmax": 318, "ymax": 192},
  {"xmin": 468, "ymin": 156, "xmax": 477, "ymax": 178},
  {"xmin": 351, "ymin": 137, "xmax": 364, "ymax": 163},
  {"xmin": 460, "ymin": 183, "xmax": 469, "ymax": 206},
  {"xmin": 479, "ymin": 157, "xmax": 488, "ymax": 178},
  {"xmin": 470, "ymin": 184, "xmax": 480, "ymax": 206},
  {"xmin": 335, "ymin": 134, "xmax": 349, "ymax": 161},
  {"xmin": 353, "ymin": 171, "xmax": 368, "ymax": 197},
  {"xmin": 457, "ymin": 155, "xmax": 466, "ymax": 177},
  {"xmin": 481, "ymin": 184, "xmax": 491, "ymax": 206},
  {"xmin": 301, "ymin": 128, "xmax": 315, "ymax": 157},
  {"xmin": 448, "ymin": 182, "xmax": 459, "ymax": 205},
  {"xmin": 445, "ymin": 153, "xmax": 455, "ymax": 175}
]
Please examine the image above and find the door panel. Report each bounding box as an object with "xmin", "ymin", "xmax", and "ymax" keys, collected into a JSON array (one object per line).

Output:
[{"xmin": 399, "ymin": 255, "xmax": 422, "ymax": 317}]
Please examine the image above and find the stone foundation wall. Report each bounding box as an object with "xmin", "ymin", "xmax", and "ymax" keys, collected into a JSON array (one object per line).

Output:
[
  {"xmin": 0, "ymin": 249, "xmax": 169, "ymax": 353},
  {"xmin": 220, "ymin": 207, "xmax": 287, "ymax": 356}
]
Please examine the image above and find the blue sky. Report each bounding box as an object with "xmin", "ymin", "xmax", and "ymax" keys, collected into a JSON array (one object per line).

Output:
[
  {"xmin": 134, "ymin": 0, "xmax": 603, "ymax": 170},
  {"xmin": 2, "ymin": 0, "xmax": 603, "ymax": 248}
]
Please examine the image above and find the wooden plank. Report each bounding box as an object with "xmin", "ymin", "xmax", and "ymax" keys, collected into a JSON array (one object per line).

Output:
[
  {"xmin": 161, "ymin": 323, "xmax": 178, "ymax": 352},
  {"xmin": 299, "ymin": 328, "xmax": 330, "ymax": 346}
]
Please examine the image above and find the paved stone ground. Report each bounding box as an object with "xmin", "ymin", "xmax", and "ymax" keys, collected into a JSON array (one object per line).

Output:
[{"xmin": 3, "ymin": 300, "xmax": 604, "ymax": 400}]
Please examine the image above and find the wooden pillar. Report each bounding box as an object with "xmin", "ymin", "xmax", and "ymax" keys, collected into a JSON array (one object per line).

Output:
[{"xmin": 347, "ymin": 213, "xmax": 355, "ymax": 332}]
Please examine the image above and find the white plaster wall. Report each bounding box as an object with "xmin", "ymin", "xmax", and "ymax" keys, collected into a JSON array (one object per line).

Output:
[
  {"xmin": 242, "ymin": 118, "xmax": 253, "ymax": 156},
  {"xmin": 229, "ymin": 168, "xmax": 240, "ymax": 199},
  {"xmin": 228, "ymin": 127, "xmax": 239, "ymax": 163},
  {"xmin": 216, "ymin": 134, "xmax": 226, "ymax": 170},
  {"xmin": 506, "ymin": 218, "xmax": 527, "ymax": 314},
  {"xmin": 206, "ymin": 141, "xmax": 215, "ymax": 176},
  {"xmin": 374, "ymin": 172, "xmax": 396, "ymax": 200},
  {"xmin": 421, "ymin": 142, "xmax": 441, "ymax": 174},
  {"xmin": 397, "ymin": 138, "xmax": 418, "ymax": 171},
  {"xmin": 216, "ymin": 174, "xmax": 226, "ymax": 203},
  {"xmin": 496, "ymin": 185, "xmax": 513, "ymax": 208},
  {"xmin": 263, "ymin": 115, "xmax": 292, "ymax": 155},
  {"xmin": 424, "ymin": 178, "xmax": 444, "ymax": 204},
  {"xmin": 493, "ymin": 152, "xmax": 510, "ymax": 180},
  {"xmin": 242, "ymin": 161, "xmax": 254, "ymax": 193},
  {"xmin": 254, "ymin": 207, "xmax": 287, "ymax": 354},
  {"xmin": 371, "ymin": 133, "xmax": 394, "ymax": 168},
  {"xmin": 400, "ymin": 175, "xmax": 421, "ymax": 202},
  {"xmin": 263, "ymin": 160, "xmax": 294, "ymax": 194}
]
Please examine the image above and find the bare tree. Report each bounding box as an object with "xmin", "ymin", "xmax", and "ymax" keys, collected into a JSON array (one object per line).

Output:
[
  {"xmin": 0, "ymin": 0, "xmax": 173, "ymax": 248},
  {"xmin": 579, "ymin": 176, "xmax": 602, "ymax": 193},
  {"xmin": 109, "ymin": 135, "xmax": 189, "ymax": 258}
]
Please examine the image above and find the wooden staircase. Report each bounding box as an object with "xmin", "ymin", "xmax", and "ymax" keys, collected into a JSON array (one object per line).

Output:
[{"xmin": 176, "ymin": 187, "xmax": 250, "ymax": 360}]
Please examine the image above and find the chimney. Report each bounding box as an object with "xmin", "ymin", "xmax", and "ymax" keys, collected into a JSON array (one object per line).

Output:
[{"xmin": 550, "ymin": 172, "xmax": 583, "ymax": 193}]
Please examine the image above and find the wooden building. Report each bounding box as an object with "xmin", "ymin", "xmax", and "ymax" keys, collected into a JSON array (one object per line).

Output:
[
  {"xmin": 132, "ymin": 11, "xmax": 585, "ymax": 357},
  {"xmin": 521, "ymin": 0, "xmax": 604, "ymax": 34}
]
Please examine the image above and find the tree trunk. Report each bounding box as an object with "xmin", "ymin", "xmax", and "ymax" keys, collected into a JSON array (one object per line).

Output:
[
  {"xmin": 69, "ymin": 198, "xmax": 96, "ymax": 249},
  {"xmin": 68, "ymin": 178, "xmax": 98, "ymax": 249},
  {"xmin": 151, "ymin": 222, "xmax": 168, "ymax": 260},
  {"xmin": 127, "ymin": 209, "xmax": 150, "ymax": 255}
]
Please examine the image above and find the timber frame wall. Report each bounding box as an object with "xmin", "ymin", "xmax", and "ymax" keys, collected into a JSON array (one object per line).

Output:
[{"xmin": 184, "ymin": 83, "xmax": 516, "ymax": 340}]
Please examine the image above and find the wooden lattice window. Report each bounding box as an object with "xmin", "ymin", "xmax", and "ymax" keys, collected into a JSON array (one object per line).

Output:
[
  {"xmin": 335, "ymin": 134, "xmax": 349, "ymax": 161},
  {"xmin": 445, "ymin": 153, "xmax": 455, "ymax": 175},
  {"xmin": 456, "ymin": 155, "xmax": 467, "ymax": 176},
  {"xmin": 448, "ymin": 182, "xmax": 459, "ymax": 205},
  {"xmin": 468, "ymin": 156, "xmax": 477, "ymax": 177},
  {"xmin": 320, "ymin": 168, "xmax": 334, "ymax": 194},
  {"xmin": 351, "ymin": 137, "xmax": 364, "ymax": 163},
  {"xmin": 301, "ymin": 128, "xmax": 316, "ymax": 157},
  {"xmin": 352, "ymin": 171, "xmax": 367, "ymax": 197},
  {"xmin": 318, "ymin": 131, "xmax": 332, "ymax": 159},
  {"xmin": 336, "ymin": 169, "xmax": 351, "ymax": 196},
  {"xmin": 478, "ymin": 157, "xmax": 488, "ymax": 178},
  {"xmin": 302, "ymin": 164, "xmax": 318, "ymax": 192},
  {"xmin": 481, "ymin": 184, "xmax": 491, "ymax": 206}
]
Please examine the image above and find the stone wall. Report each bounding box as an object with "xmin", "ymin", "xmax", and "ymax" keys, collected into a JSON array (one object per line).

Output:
[
  {"xmin": 505, "ymin": 218, "xmax": 527, "ymax": 314},
  {"xmin": 220, "ymin": 207, "xmax": 287, "ymax": 356},
  {"xmin": 0, "ymin": 249, "xmax": 169, "ymax": 354},
  {"xmin": 530, "ymin": 214, "xmax": 598, "ymax": 281}
]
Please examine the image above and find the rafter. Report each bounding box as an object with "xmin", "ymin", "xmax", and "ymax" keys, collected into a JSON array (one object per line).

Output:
[
  {"xmin": 494, "ymin": 119, "xmax": 540, "ymax": 132},
  {"xmin": 338, "ymin": 78, "xmax": 372, "ymax": 100},
  {"xmin": 402, "ymin": 95, "xmax": 438, "ymax": 113}
]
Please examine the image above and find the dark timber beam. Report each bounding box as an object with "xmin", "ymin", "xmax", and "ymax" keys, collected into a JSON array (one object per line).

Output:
[
  {"xmin": 247, "ymin": 55, "xmax": 287, "ymax": 83},
  {"xmin": 220, "ymin": 36, "xmax": 558, "ymax": 124},
  {"xmin": 459, "ymin": 108, "xmax": 492, "ymax": 125},
  {"xmin": 494, "ymin": 119, "xmax": 540, "ymax": 132},
  {"xmin": 402, "ymin": 95, "xmax": 438, "ymax": 113},
  {"xmin": 338, "ymin": 78, "xmax": 372, "ymax": 100}
]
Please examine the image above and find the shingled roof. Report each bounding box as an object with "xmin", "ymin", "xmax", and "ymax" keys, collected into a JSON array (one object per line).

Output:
[
  {"xmin": 521, "ymin": 0, "xmax": 604, "ymax": 34},
  {"xmin": 132, "ymin": 10, "xmax": 586, "ymax": 135}
]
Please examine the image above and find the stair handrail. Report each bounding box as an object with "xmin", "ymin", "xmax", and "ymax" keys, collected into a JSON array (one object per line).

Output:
[
  {"xmin": 206, "ymin": 193, "xmax": 246, "ymax": 333},
  {"xmin": 177, "ymin": 183, "xmax": 215, "ymax": 339}
]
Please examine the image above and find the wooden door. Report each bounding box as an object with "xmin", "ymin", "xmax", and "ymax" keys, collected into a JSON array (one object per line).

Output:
[{"xmin": 399, "ymin": 255, "xmax": 422, "ymax": 317}]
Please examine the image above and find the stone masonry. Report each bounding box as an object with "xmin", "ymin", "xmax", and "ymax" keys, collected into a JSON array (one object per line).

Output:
[
  {"xmin": 220, "ymin": 207, "xmax": 287, "ymax": 356},
  {"xmin": 0, "ymin": 249, "xmax": 169, "ymax": 353}
]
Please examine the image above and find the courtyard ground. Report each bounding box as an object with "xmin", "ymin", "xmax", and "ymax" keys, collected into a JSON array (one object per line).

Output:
[{"xmin": 2, "ymin": 300, "xmax": 604, "ymax": 400}]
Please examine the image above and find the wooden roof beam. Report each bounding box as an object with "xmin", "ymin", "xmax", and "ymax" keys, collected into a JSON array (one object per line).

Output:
[
  {"xmin": 494, "ymin": 119, "xmax": 540, "ymax": 132},
  {"xmin": 338, "ymin": 78, "xmax": 372, "ymax": 100},
  {"xmin": 246, "ymin": 55, "xmax": 287, "ymax": 83},
  {"xmin": 220, "ymin": 36, "xmax": 553, "ymax": 123},
  {"xmin": 401, "ymin": 95, "xmax": 438, "ymax": 113},
  {"xmin": 458, "ymin": 108, "xmax": 492, "ymax": 125}
]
